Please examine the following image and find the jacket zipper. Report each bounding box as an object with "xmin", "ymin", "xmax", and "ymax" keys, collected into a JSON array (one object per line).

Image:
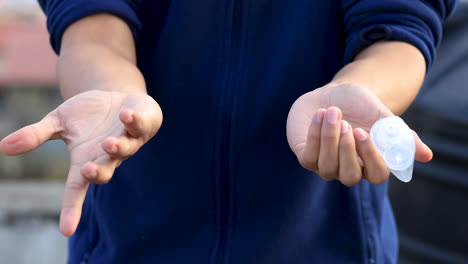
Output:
[
  {"xmin": 367, "ymin": 236, "xmax": 376, "ymax": 264},
  {"xmin": 359, "ymin": 184, "xmax": 377, "ymax": 264},
  {"xmin": 215, "ymin": 0, "xmax": 243, "ymax": 263}
]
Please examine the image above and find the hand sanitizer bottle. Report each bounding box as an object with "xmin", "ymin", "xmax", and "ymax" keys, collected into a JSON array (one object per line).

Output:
[{"xmin": 370, "ymin": 116, "xmax": 415, "ymax": 182}]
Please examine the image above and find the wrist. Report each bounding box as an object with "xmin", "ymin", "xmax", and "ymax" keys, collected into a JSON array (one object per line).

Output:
[{"xmin": 57, "ymin": 43, "xmax": 147, "ymax": 99}]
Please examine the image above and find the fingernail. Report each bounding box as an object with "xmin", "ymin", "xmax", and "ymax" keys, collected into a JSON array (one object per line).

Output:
[
  {"xmin": 355, "ymin": 128, "xmax": 368, "ymax": 142},
  {"xmin": 341, "ymin": 120, "xmax": 349, "ymax": 134},
  {"xmin": 326, "ymin": 108, "xmax": 339, "ymax": 124},
  {"xmin": 314, "ymin": 109, "xmax": 325, "ymax": 124}
]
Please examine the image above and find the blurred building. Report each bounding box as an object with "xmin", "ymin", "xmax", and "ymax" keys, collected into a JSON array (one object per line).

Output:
[
  {"xmin": 0, "ymin": 0, "xmax": 56, "ymax": 86},
  {"xmin": 0, "ymin": 2, "xmax": 67, "ymax": 264},
  {"xmin": 0, "ymin": 0, "xmax": 64, "ymax": 181},
  {"xmin": 0, "ymin": 0, "xmax": 43, "ymax": 19}
]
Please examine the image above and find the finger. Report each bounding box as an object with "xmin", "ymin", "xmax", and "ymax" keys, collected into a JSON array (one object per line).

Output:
[
  {"xmin": 60, "ymin": 165, "xmax": 89, "ymax": 237},
  {"xmin": 354, "ymin": 128, "xmax": 390, "ymax": 185},
  {"xmin": 0, "ymin": 115, "xmax": 61, "ymax": 156},
  {"xmin": 318, "ymin": 106, "xmax": 342, "ymax": 180},
  {"xmin": 102, "ymin": 136, "xmax": 142, "ymax": 159},
  {"xmin": 298, "ymin": 108, "xmax": 326, "ymax": 171},
  {"xmin": 120, "ymin": 109, "xmax": 153, "ymax": 139},
  {"xmin": 412, "ymin": 130, "xmax": 433, "ymax": 162},
  {"xmin": 338, "ymin": 120, "xmax": 362, "ymax": 186},
  {"xmin": 357, "ymin": 156, "xmax": 364, "ymax": 167},
  {"xmin": 81, "ymin": 154, "xmax": 119, "ymax": 184}
]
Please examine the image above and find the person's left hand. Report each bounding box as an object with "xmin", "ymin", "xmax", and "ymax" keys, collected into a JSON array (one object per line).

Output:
[{"xmin": 286, "ymin": 83, "xmax": 433, "ymax": 186}]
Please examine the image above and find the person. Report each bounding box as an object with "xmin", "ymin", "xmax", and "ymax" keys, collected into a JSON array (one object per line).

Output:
[{"xmin": 0, "ymin": 0, "xmax": 457, "ymax": 263}]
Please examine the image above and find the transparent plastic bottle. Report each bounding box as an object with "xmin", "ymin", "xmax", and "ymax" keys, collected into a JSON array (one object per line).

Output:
[{"xmin": 370, "ymin": 116, "xmax": 415, "ymax": 182}]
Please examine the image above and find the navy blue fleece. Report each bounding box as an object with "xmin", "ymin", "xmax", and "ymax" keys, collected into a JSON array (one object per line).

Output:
[{"xmin": 38, "ymin": 1, "xmax": 456, "ymax": 263}]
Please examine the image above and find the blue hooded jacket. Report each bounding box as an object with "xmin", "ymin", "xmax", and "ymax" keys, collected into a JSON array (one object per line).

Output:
[{"xmin": 38, "ymin": 0, "xmax": 456, "ymax": 263}]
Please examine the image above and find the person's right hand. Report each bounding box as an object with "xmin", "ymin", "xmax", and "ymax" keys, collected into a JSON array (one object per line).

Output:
[{"xmin": 0, "ymin": 90, "xmax": 163, "ymax": 236}]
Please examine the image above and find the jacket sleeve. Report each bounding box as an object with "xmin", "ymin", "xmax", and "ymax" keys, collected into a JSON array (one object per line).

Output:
[
  {"xmin": 38, "ymin": 0, "xmax": 143, "ymax": 54},
  {"xmin": 341, "ymin": 0, "xmax": 458, "ymax": 70}
]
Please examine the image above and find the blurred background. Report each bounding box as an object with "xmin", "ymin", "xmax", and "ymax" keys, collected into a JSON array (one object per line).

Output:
[
  {"xmin": 0, "ymin": 1, "xmax": 467, "ymax": 264},
  {"xmin": 391, "ymin": 2, "xmax": 468, "ymax": 263},
  {"xmin": 0, "ymin": 0, "xmax": 67, "ymax": 263}
]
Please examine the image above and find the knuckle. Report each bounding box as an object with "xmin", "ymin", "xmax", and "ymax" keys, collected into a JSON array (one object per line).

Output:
[
  {"xmin": 83, "ymin": 173, "xmax": 96, "ymax": 182},
  {"xmin": 339, "ymin": 138, "xmax": 354, "ymax": 150},
  {"xmin": 115, "ymin": 149, "xmax": 130, "ymax": 159},
  {"xmin": 318, "ymin": 159, "xmax": 338, "ymax": 180},
  {"xmin": 319, "ymin": 167, "xmax": 338, "ymax": 181},
  {"xmin": 299, "ymin": 157, "xmax": 317, "ymax": 172},
  {"xmin": 357, "ymin": 144, "xmax": 372, "ymax": 157},
  {"xmin": 119, "ymin": 148, "xmax": 137, "ymax": 160},
  {"xmin": 131, "ymin": 122, "xmax": 142, "ymax": 132},
  {"xmin": 340, "ymin": 172, "xmax": 361, "ymax": 186},
  {"xmin": 135, "ymin": 117, "xmax": 146, "ymax": 130},
  {"xmin": 114, "ymin": 142, "xmax": 137, "ymax": 158},
  {"xmin": 66, "ymin": 180, "xmax": 86, "ymax": 192},
  {"xmin": 319, "ymin": 173, "xmax": 335, "ymax": 181},
  {"xmin": 322, "ymin": 131, "xmax": 338, "ymax": 142},
  {"xmin": 307, "ymin": 129, "xmax": 321, "ymax": 141},
  {"xmin": 88, "ymin": 169, "xmax": 113, "ymax": 185},
  {"xmin": 94, "ymin": 174, "xmax": 112, "ymax": 184}
]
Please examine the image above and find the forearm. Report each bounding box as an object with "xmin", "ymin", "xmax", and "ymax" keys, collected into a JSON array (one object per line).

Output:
[
  {"xmin": 57, "ymin": 13, "xmax": 146, "ymax": 100},
  {"xmin": 332, "ymin": 41, "xmax": 426, "ymax": 115}
]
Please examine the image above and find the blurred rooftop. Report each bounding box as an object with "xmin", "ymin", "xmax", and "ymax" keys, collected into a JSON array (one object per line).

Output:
[
  {"xmin": 0, "ymin": 0, "xmax": 57, "ymax": 87},
  {"xmin": 0, "ymin": 0, "xmax": 43, "ymax": 21}
]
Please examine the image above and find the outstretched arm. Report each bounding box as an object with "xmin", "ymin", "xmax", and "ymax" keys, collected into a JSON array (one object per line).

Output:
[
  {"xmin": 287, "ymin": 41, "xmax": 432, "ymax": 186},
  {"xmin": 57, "ymin": 13, "xmax": 145, "ymax": 98},
  {"xmin": 286, "ymin": 0, "xmax": 458, "ymax": 186},
  {"xmin": 0, "ymin": 14, "xmax": 162, "ymax": 237},
  {"xmin": 332, "ymin": 41, "xmax": 426, "ymax": 115}
]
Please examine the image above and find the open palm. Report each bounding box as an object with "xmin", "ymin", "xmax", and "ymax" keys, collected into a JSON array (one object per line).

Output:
[{"xmin": 0, "ymin": 90, "xmax": 163, "ymax": 236}]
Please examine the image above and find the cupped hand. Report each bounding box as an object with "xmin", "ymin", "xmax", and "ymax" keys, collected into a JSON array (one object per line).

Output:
[
  {"xmin": 286, "ymin": 83, "xmax": 432, "ymax": 186},
  {"xmin": 0, "ymin": 90, "xmax": 163, "ymax": 236}
]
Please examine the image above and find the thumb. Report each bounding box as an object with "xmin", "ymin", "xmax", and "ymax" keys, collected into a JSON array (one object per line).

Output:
[
  {"xmin": 0, "ymin": 113, "xmax": 61, "ymax": 156},
  {"xmin": 412, "ymin": 130, "xmax": 433, "ymax": 162}
]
